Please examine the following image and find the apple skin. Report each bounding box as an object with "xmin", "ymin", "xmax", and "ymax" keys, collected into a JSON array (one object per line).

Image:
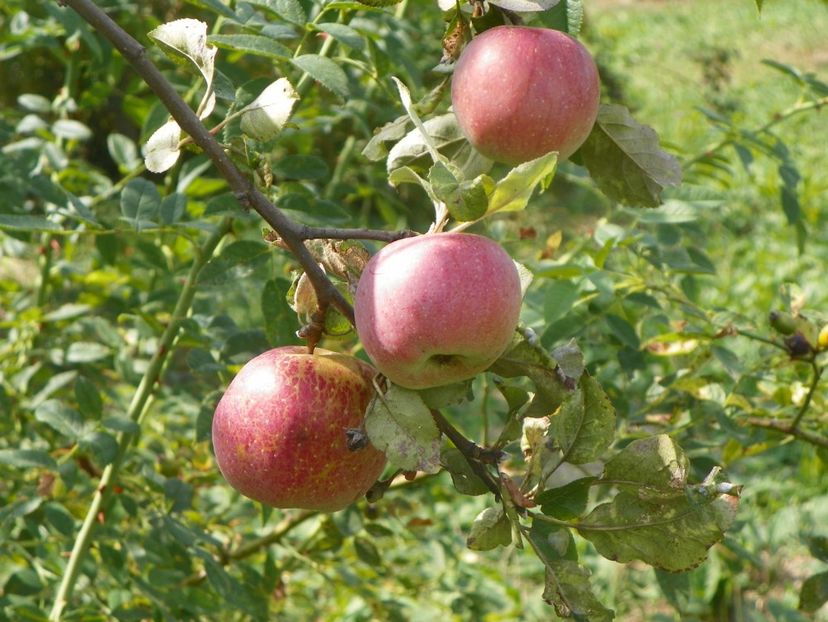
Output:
[
  {"xmin": 354, "ymin": 233, "xmax": 522, "ymax": 390},
  {"xmin": 211, "ymin": 346, "xmax": 386, "ymax": 512},
  {"xmin": 451, "ymin": 26, "xmax": 600, "ymax": 166}
]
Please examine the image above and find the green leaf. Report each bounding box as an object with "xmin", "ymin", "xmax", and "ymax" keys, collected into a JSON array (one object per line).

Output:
[
  {"xmin": 271, "ymin": 155, "xmax": 330, "ymax": 181},
  {"xmin": 198, "ymin": 240, "xmax": 270, "ymax": 286},
  {"xmin": 467, "ymin": 506, "xmax": 512, "ymax": 551},
  {"xmin": 261, "ymin": 278, "xmax": 298, "ymax": 347},
  {"xmin": 291, "ymin": 54, "xmax": 349, "ymax": 99},
  {"xmin": 486, "ymin": 151, "xmax": 558, "ymax": 215},
  {"xmin": 418, "ymin": 380, "xmax": 473, "ymax": 410},
  {"xmin": 541, "ymin": 560, "xmax": 615, "ymax": 622},
  {"xmin": 120, "ymin": 178, "xmax": 161, "ymax": 231},
  {"xmin": 107, "ymin": 133, "xmax": 140, "ymax": 170},
  {"xmin": 603, "ymin": 435, "xmax": 689, "ymax": 501},
  {"xmin": 536, "ymin": 477, "xmax": 595, "ymax": 520},
  {"xmin": 207, "ymin": 34, "xmax": 291, "ymax": 59},
  {"xmin": 74, "ymin": 377, "xmax": 102, "ymax": 418},
  {"xmin": 0, "ymin": 214, "xmax": 61, "ymax": 232},
  {"xmin": 550, "ymin": 374, "xmax": 615, "ymax": 464},
  {"xmin": 490, "ymin": 333, "xmax": 570, "ymax": 418},
  {"xmin": 362, "ymin": 115, "xmax": 409, "ymax": 161},
  {"xmin": 0, "ymin": 449, "xmax": 57, "ymax": 470},
  {"xmin": 566, "ymin": 0, "xmax": 585, "ymax": 36},
  {"xmin": 551, "ymin": 339, "xmax": 585, "ymax": 385},
  {"xmin": 441, "ymin": 448, "xmax": 489, "ymax": 496},
  {"xmin": 579, "ymin": 491, "xmax": 739, "ymax": 572},
  {"xmin": 799, "ymin": 571, "xmax": 828, "ymax": 613},
  {"xmin": 606, "ymin": 314, "xmax": 640, "ymax": 350},
  {"xmin": 35, "ymin": 400, "xmax": 85, "ymax": 439},
  {"xmin": 354, "ymin": 536, "xmax": 382, "ymax": 566},
  {"xmin": 807, "ymin": 536, "xmax": 828, "ymax": 563},
  {"xmin": 80, "ymin": 431, "xmax": 119, "ymax": 466},
  {"xmin": 364, "ymin": 384, "xmax": 441, "ymax": 473},
  {"xmin": 270, "ymin": 0, "xmax": 306, "ymax": 24},
  {"xmin": 160, "ymin": 192, "xmax": 186, "ymax": 224},
  {"xmin": 579, "ymin": 104, "xmax": 682, "ymax": 207},
  {"xmin": 314, "ymin": 23, "xmax": 364, "ymax": 50},
  {"xmin": 527, "ymin": 520, "xmax": 577, "ymax": 562}
]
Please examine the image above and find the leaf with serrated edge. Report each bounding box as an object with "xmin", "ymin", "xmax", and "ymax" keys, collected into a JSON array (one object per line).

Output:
[
  {"xmin": 550, "ymin": 375, "xmax": 615, "ymax": 465},
  {"xmin": 579, "ymin": 492, "xmax": 739, "ymax": 572},
  {"xmin": 486, "ymin": 151, "xmax": 557, "ymax": 215},
  {"xmin": 292, "ymin": 54, "xmax": 349, "ymax": 99},
  {"xmin": 364, "ymin": 384, "xmax": 441, "ymax": 473},
  {"xmin": 467, "ymin": 506, "xmax": 512, "ymax": 550},
  {"xmin": 579, "ymin": 104, "xmax": 682, "ymax": 207},
  {"xmin": 603, "ymin": 435, "xmax": 689, "ymax": 501}
]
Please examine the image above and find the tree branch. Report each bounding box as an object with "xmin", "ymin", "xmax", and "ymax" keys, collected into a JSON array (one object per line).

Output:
[
  {"xmin": 296, "ymin": 226, "xmax": 417, "ymax": 243},
  {"xmin": 744, "ymin": 417, "xmax": 828, "ymax": 449},
  {"xmin": 59, "ymin": 0, "xmax": 354, "ymax": 326}
]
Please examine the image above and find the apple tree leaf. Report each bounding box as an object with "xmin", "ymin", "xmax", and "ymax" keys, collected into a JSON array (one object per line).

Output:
[
  {"xmin": 438, "ymin": 0, "xmax": 559, "ymax": 10},
  {"xmin": 486, "ymin": 151, "xmax": 558, "ymax": 215},
  {"xmin": 551, "ymin": 339, "xmax": 584, "ymax": 386},
  {"xmin": 466, "ymin": 506, "xmax": 512, "ymax": 551},
  {"xmin": 364, "ymin": 384, "xmax": 441, "ymax": 473},
  {"xmin": 429, "ymin": 161, "xmax": 493, "ymax": 222},
  {"xmin": 549, "ymin": 374, "xmax": 616, "ymax": 464},
  {"xmin": 541, "ymin": 560, "xmax": 615, "ymax": 622},
  {"xmin": 536, "ymin": 477, "xmax": 595, "ymax": 520},
  {"xmin": 239, "ymin": 78, "xmax": 299, "ymax": 142},
  {"xmin": 441, "ymin": 448, "xmax": 489, "ymax": 496},
  {"xmin": 144, "ymin": 120, "xmax": 182, "ymax": 173},
  {"xmin": 291, "ymin": 54, "xmax": 349, "ymax": 100},
  {"xmin": 120, "ymin": 178, "xmax": 161, "ymax": 230},
  {"xmin": 489, "ymin": 331, "xmax": 570, "ymax": 418},
  {"xmin": 578, "ymin": 489, "xmax": 739, "ymax": 572},
  {"xmin": 799, "ymin": 571, "xmax": 828, "ymax": 613},
  {"xmin": 578, "ymin": 104, "xmax": 682, "ymax": 208},
  {"xmin": 419, "ymin": 380, "xmax": 474, "ymax": 410},
  {"xmin": 362, "ymin": 115, "xmax": 409, "ymax": 161},
  {"xmin": 603, "ymin": 435, "xmax": 689, "ymax": 501}
]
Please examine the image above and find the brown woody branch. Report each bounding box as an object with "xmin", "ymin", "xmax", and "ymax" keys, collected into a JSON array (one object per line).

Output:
[
  {"xmin": 744, "ymin": 417, "xmax": 828, "ymax": 450},
  {"xmin": 59, "ymin": 0, "xmax": 363, "ymax": 327}
]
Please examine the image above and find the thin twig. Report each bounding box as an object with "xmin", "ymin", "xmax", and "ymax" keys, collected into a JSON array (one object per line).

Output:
[
  {"xmin": 296, "ymin": 226, "xmax": 417, "ymax": 243},
  {"xmin": 430, "ymin": 409, "xmax": 502, "ymax": 499},
  {"xmin": 60, "ymin": 0, "xmax": 354, "ymax": 325},
  {"xmin": 745, "ymin": 417, "xmax": 828, "ymax": 449},
  {"xmin": 790, "ymin": 361, "xmax": 823, "ymax": 430}
]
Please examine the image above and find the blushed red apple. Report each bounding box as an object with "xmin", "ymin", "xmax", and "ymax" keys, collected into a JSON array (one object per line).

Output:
[
  {"xmin": 211, "ymin": 346, "xmax": 386, "ymax": 511},
  {"xmin": 354, "ymin": 233, "xmax": 522, "ymax": 390},
  {"xmin": 451, "ymin": 25, "xmax": 600, "ymax": 166}
]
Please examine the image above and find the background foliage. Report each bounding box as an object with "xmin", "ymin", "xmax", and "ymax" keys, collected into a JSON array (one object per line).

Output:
[{"xmin": 1, "ymin": 0, "xmax": 827, "ymax": 620}]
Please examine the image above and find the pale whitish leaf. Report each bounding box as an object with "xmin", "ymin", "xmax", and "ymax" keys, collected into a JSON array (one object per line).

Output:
[
  {"xmin": 486, "ymin": 151, "xmax": 558, "ymax": 215},
  {"xmin": 66, "ymin": 342, "xmax": 111, "ymax": 363},
  {"xmin": 143, "ymin": 120, "xmax": 182, "ymax": 173},
  {"xmin": 364, "ymin": 384, "xmax": 441, "ymax": 473},
  {"xmin": 52, "ymin": 120, "xmax": 92, "ymax": 141},
  {"xmin": 514, "ymin": 260, "xmax": 533, "ymax": 298},
  {"xmin": 391, "ymin": 77, "xmax": 441, "ymax": 165},
  {"xmin": 541, "ymin": 560, "xmax": 614, "ymax": 621},
  {"xmin": 240, "ymin": 78, "xmax": 299, "ymax": 141},
  {"xmin": 120, "ymin": 178, "xmax": 161, "ymax": 230},
  {"xmin": 467, "ymin": 506, "xmax": 512, "ymax": 551},
  {"xmin": 579, "ymin": 491, "xmax": 739, "ymax": 572},
  {"xmin": 579, "ymin": 104, "xmax": 682, "ymax": 207},
  {"xmin": 550, "ymin": 374, "xmax": 615, "ymax": 464},
  {"xmin": 148, "ymin": 19, "xmax": 217, "ymax": 117},
  {"xmin": 603, "ymin": 435, "xmax": 689, "ymax": 501},
  {"xmin": 291, "ymin": 54, "xmax": 349, "ymax": 99},
  {"xmin": 18, "ymin": 93, "xmax": 51, "ymax": 113}
]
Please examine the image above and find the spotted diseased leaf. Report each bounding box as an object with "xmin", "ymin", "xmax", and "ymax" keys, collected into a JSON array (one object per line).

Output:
[
  {"xmin": 541, "ymin": 560, "xmax": 615, "ymax": 622},
  {"xmin": 364, "ymin": 384, "xmax": 441, "ymax": 473},
  {"xmin": 441, "ymin": 448, "xmax": 489, "ymax": 496},
  {"xmin": 603, "ymin": 435, "xmax": 689, "ymax": 501},
  {"xmin": 579, "ymin": 104, "xmax": 682, "ymax": 207},
  {"xmin": 579, "ymin": 490, "xmax": 739, "ymax": 572},
  {"xmin": 550, "ymin": 375, "xmax": 615, "ymax": 465},
  {"xmin": 467, "ymin": 506, "xmax": 512, "ymax": 551}
]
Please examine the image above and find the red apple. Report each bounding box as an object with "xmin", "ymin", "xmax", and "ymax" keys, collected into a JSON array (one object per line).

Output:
[
  {"xmin": 451, "ymin": 25, "xmax": 600, "ymax": 166},
  {"xmin": 211, "ymin": 346, "xmax": 386, "ymax": 511},
  {"xmin": 354, "ymin": 233, "xmax": 522, "ymax": 390}
]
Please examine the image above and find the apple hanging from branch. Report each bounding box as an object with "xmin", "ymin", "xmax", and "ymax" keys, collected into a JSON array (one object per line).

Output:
[
  {"xmin": 354, "ymin": 232, "xmax": 523, "ymax": 390},
  {"xmin": 211, "ymin": 346, "xmax": 387, "ymax": 512},
  {"xmin": 451, "ymin": 25, "xmax": 601, "ymax": 166}
]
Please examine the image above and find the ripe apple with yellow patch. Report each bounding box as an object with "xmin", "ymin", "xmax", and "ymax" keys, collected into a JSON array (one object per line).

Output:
[{"xmin": 211, "ymin": 346, "xmax": 386, "ymax": 511}]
